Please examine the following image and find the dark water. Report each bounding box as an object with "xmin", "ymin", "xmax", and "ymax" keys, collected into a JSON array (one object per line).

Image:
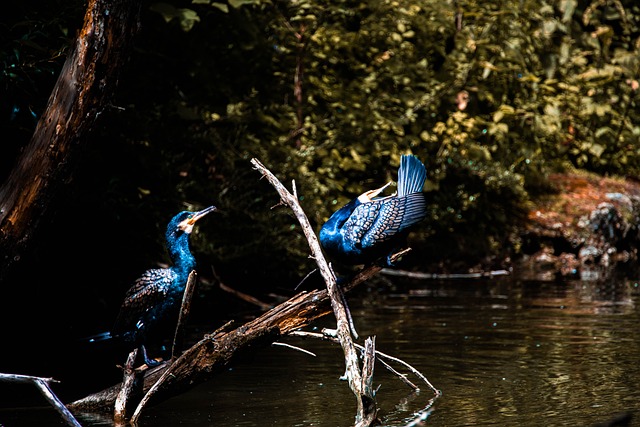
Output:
[{"xmin": 3, "ymin": 273, "xmax": 640, "ymax": 426}]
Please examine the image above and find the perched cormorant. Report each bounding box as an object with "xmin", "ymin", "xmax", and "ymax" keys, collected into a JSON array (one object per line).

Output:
[
  {"xmin": 91, "ymin": 205, "xmax": 215, "ymax": 366},
  {"xmin": 319, "ymin": 155, "xmax": 427, "ymax": 266}
]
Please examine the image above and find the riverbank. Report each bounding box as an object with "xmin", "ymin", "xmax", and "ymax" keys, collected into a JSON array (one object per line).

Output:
[{"xmin": 515, "ymin": 170, "xmax": 640, "ymax": 281}]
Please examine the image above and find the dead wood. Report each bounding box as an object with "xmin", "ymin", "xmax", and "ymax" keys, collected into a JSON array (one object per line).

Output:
[
  {"xmin": 289, "ymin": 330, "xmax": 440, "ymax": 395},
  {"xmin": 67, "ymin": 261, "xmax": 385, "ymax": 413},
  {"xmin": 171, "ymin": 270, "xmax": 198, "ymax": 359},
  {"xmin": 250, "ymin": 157, "xmax": 380, "ymax": 425},
  {"xmin": 0, "ymin": 0, "xmax": 141, "ymax": 280},
  {"xmin": 0, "ymin": 373, "xmax": 82, "ymax": 427},
  {"xmin": 114, "ymin": 349, "xmax": 139, "ymax": 424}
]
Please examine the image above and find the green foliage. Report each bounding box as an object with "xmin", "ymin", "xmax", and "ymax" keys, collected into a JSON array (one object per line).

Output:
[
  {"xmin": 3, "ymin": 0, "xmax": 640, "ymax": 280},
  {"xmin": 104, "ymin": 0, "xmax": 640, "ymax": 275}
]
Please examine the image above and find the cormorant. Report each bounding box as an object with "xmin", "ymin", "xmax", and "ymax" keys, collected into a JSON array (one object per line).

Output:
[
  {"xmin": 319, "ymin": 155, "xmax": 427, "ymax": 266},
  {"xmin": 91, "ymin": 205, "xmax": 215, "ymax": 366}
]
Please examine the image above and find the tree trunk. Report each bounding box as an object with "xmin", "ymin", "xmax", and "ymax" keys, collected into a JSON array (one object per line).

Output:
[{"xmin": 0, "ymin": 0, "xmax": 141, "ymax": 281}]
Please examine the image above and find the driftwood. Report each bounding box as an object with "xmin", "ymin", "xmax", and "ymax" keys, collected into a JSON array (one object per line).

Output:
[
  {"xmin": 68, "ymin": 253, "xmax": 387, "ymax": 413},
  {"xmin": 69, "ymin": 158, "xmax": 438, "ymax": 425},
  {"xmin": 0, "ymin": 373, "xmax": 82, "ymax": 427}
]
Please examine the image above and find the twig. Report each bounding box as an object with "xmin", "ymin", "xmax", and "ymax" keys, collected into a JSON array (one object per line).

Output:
[
  {"xmin": 272, "ymin": 341, "xmax": 316, "ymax": 357},
  {"xmin": 0, "ymin": 373, "xmax": 82, "ymax": 427},
  {"xmin": 130, "ymin": 366, "xmax": 167, "ymax": 423},
  {"xmin": 131, "ymin": 270, "xmax": 197, "ymax": 422},
  {"xmin": 250, "ymin": 157, "xmax": 375, "ymax": 424},
  {"xmin": 294, "ymin": 267, "xmax": 318, "ymax": 290},
  {"xmin": 288, "ymin": 330, "xmax": 440, "ymax": 395},
  {"xmin": 218, "ymin": 281, "xmax": 273, "ymax": 310},
  {"xmin": 377, "ymin": 358, "xmax": 418, "ymax": 391},
  {"xmin": 366, "ymin": 347, "xmax": 439, "ymax": 396}
]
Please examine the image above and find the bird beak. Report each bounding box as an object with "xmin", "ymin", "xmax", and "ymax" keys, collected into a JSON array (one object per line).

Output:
[
  {"xmin": 179, "ymin": 205, "xmax": 216, "ymax": 233},
  {"xmin": 188, "ymin": 205, "xmax": 216, "ymax": 225},
  {"xmin": 357, "ymin": 182, "xmax": 392, "ymax": 203}
]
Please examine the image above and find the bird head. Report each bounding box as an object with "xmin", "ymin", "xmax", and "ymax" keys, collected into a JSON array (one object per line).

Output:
[
  {"xmin": 166, "ymin": 206, "xmax": 216, "ymax": 241},
  {"xmin": 357, "ymin": 182, "xmax": 394, "ymax": 203},
  {"xmin": 178, "ymin": 205, "xmax": 216, "ymax": 234}
]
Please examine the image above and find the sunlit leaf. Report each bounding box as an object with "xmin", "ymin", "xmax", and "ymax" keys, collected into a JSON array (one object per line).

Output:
[
  {"xmin": 588, "ymin": 143, "xmax": 605, "ymax": 157},
  {"xmin": 229, "ymin": 0, "xmax": 258, "ymax": 8}
]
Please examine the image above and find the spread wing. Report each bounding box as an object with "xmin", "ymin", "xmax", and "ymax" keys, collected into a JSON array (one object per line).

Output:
[{"xmin": 358, "ymin": 192, "xmax": 426, "ymax": 248}]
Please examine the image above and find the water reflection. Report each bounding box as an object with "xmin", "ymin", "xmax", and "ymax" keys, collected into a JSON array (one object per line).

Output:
[
  {"xmin": 357, "ymin": 273, "xmax": 640, "ymax": 426},
  {"xmin": 3, "ymin": 273, "xmax": 640, "ymax": 426}
]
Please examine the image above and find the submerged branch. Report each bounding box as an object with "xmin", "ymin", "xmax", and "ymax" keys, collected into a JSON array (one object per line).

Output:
[
  {"xmin": 289, "ymin": 330, "xmax": 440, "ymax": 395},
  {"xmin": 0, "ymin": 373, "xmax": 82, "ymax": 427},
  {"xmin": 381, "ymin": 268, "xmax": 510, "ymax": 280}
]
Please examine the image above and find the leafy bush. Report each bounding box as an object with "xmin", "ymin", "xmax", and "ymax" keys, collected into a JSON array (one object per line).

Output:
[{"xmin": 2, "ymin": 0, "xmax": 639, "ymax": 281}]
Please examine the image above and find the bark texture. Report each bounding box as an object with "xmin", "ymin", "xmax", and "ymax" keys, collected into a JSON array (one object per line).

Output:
[{"xmin": 0, "ymin": 0, "xmax": 141, "ymax": 280}]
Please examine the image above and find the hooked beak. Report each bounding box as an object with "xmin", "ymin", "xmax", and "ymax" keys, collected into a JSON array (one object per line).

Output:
[
  {"xmin": 357, "ymin": 182, "xmax": 393, "ymax": 203},
  {"xmin": 179, "ymin": 205, "xmax": 216, "ymax": 233},
  {"xmin": 189, "ymin": 205, "xmax": 216, "ymax": 225}
]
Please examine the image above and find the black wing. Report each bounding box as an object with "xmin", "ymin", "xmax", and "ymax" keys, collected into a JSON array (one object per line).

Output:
[{"xmin": 112, "ymin": 268, "xmax": 176, "ymax": 335}]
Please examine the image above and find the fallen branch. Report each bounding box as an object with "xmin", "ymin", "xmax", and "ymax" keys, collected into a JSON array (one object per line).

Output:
[
  {"xmin": 0, "ymin": 373, "xmax": 82, "ymax": 427},
  {"xmin": 381, "ymin": 268, "xmax": 510, "ymax": 280},
  {"xmin": 68, "ymin": 255, "xmax": 386, "ymax": 413}
]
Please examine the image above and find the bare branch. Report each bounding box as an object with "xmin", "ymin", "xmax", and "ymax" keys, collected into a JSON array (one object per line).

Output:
[
  {"xmin": 0, "ymin": 373, "xmax": 82, "ymax": 427},
  {"xmin": 114, "ymin": 349, "xmax": 139, "ymax": 423},
  {"xmin": 381, "ymin": 268, "xmax": 509, "ymax": 280},
  {"xmin": 172, "ymin": 270, "xmax": 198, "ymax": 358},
  {"xmin": 250, "ymin": 157, "xmax": 374, "ymax": 422},
  {"xmin": 288, "ymin": 330, "xmax": 439, "ymax": 395}
]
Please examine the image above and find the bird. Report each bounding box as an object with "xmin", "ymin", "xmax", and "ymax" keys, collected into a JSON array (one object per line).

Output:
[
  {"xmin": 319, "ymin": 154, "xmax": 427, "ymax": 267},
  {"xmin": 89, "ymin": 205, "xmax": 215, "ymax": 366}
]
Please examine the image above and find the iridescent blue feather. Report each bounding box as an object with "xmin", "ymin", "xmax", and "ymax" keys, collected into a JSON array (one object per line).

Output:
[
  {"xmin": 319, "ymin": 155, "xmax": 427, "ymax": 265},
  {"xmin": 89, "ymin": 206, "xmax": 215, "ymax": 365}
]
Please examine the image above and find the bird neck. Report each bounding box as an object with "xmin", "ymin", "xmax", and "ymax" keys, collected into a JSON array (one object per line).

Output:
[
  {"xmin": 166, "ymin": 233, "xmax": 196, "ymax": 273},
  {"xmin": 319, "ymin": 199, "xmax": 360, "ymax": 247}
]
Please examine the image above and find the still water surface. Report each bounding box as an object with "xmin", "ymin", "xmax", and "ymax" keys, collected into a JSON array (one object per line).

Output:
[{"xmin": 4, "ymin": 273, "xmax": 640, "ymax": 426}]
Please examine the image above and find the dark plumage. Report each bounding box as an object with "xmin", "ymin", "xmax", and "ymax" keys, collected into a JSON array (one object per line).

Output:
[
  {"xmin": 319, "ymin": 155, "xmax": 427, "ymax": 266},
  {"xmin": 91, "ymin": 206, "xmax": 215, "ymax": 365}
]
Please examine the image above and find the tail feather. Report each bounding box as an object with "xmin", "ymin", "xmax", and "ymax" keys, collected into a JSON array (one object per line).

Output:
[
  {"xmin": 84, "ymin": 331, "xmax": 113, "ymax": 343},
  {"xmin": 397, "ymin": 155, "xmax": 427, "ymax": 197}
]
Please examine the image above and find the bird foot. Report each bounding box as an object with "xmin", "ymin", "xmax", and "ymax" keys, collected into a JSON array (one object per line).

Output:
[{"xmin": 140, "ymin": 345, "xmax": 162, "ymax": 367}]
